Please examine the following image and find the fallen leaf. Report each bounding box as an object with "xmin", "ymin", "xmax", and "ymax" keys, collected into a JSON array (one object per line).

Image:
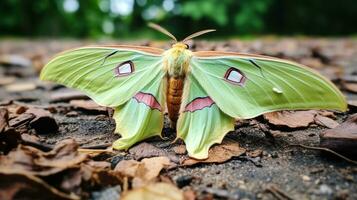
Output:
[
  {"xmin": 129, "ymin": 142, "xmax": 179, "ymax": 163},
  {"xmin": 344, "ymin": 82, "xmax": 357, "ymax": 93},
  {"xmin": 0, "ymin": 139, "xmax": 87, "ymax": 176},
  {"xmin": 247, "ymin": 149, "xmax": 263, "ymax": 158},
  {"xmin": 114, "ymin": 156, "xmax": 175, "ymax": 188},
  {"xmin": 320, "ymin": 113, "xmax": 357, "ymax": 155},
  {"xmin": 0, "ymin": 108, "xmax": 8, "ymax": 132},
  {"xmin": 0, "ymin": 76, "xmax": 16, "ymax": 86},
  {"xmin": 129, "ymin": 142, "xmax": 168, "ymax": 159},
  {"xmin": 59, "ymin": 162, "xmax": 122, "ymax": 194},
  {"xmin": 314, "ymin": 115, "xmax": 339, "ymax": 128},
  {"xmin": 173, "ymin": 145, "xmax": 187, "ymax": 155},
  {"xmin": 182, "ymin": 140, "xmax": 246, "ymax": 166},
  {"xmin": 318, "ymin": 110, "xmax": 336, "ymax": 118},
  {"xmin": 300, "ymin": 57, "xmax": 323, "ymax": 69},
  {"xmin": 8, "ymin": 112, "xmax": 35, "ymax": 127},
  {"xmin": 264, "ymin": 110, "xmax": 317, "ymax": 128},
  {"xmin": 20, "ymin": 135, "xmax": 53, "ymax": 152},
  {"xmin": 15, "ymin": 105, "xmax": 28, "ymax": 114},
  {"xmin": 122, "ymin": 182, "xmax": 184, "ymax": 200},
  {"xmin": 50, "ymin": 90, "xmax": 89, "ymax": 103},
  {"xmin": 183, "ymin": 187, "xmax": 196, "ymax": 200},
  {"xmin": 0, "ymin": 171, "xmax": 80, "ymax": 200},
  {"xmin": 69, "ymin": 100, "xmax": 107, "ymax": 113},
  {"xmin": 5, "ymin": 82, "xmax": 37, "ymax": 92}
]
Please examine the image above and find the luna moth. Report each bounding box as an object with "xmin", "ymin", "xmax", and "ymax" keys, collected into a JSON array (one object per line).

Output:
[{"xmin": 40, "ymin": 24, "xmax": 347, "ymax": 159}]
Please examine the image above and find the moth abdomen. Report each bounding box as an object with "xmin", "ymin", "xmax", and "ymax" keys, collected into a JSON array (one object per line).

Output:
[{"xmin": 167, "ymin": 77, "xmax": 184, "ymax": 127}]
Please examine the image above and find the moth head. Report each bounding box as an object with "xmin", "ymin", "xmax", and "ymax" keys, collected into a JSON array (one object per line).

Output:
[{"xmin": 172, "ymin": 42, "xmax": 189, "ymax": 49}]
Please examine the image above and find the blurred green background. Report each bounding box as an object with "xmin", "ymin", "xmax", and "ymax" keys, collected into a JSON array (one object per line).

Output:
[{"xmin": 1, "ymin": 0, "xmax": 356, "ymax": 39}]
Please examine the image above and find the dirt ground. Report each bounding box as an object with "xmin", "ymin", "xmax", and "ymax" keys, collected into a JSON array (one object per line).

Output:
[{"xmin": 0, "ymin": 38, "xmax": 356, "ymax": 200}]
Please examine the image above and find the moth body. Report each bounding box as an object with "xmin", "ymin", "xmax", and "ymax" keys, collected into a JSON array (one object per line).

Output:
[{"xmin": 164, "ymin": 43, "xmax": 192, "ymax": 126}]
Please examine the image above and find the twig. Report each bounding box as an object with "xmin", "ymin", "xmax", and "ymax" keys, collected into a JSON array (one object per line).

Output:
[
  {"xmin": 78, "ymin": 147, "xmax": 113, "ymax": 153},
  {"xmin": 80, "ymin": 143, "xmax": 111, "ymax": 149},
  {"xmin": 265, "ymin": 184, "xmax": 294, "ymax": 200},
  {"xmin": 21, "ymin": 139, "xmax": 54, "ymax": 151},
  {"xmin": 289, "ymin": 144, "xmax": 357, "ymax": 165}
]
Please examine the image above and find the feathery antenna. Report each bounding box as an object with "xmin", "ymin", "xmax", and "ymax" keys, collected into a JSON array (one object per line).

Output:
[
  {"xmin": 148, "ymin": 23, "xmax": 215, "ymax": 42},
  {"xmin": 148, "ymin": 23, "xmax": 177, "ymax": 42},
  {"xmin": 182, "ymin": 29, "xmax": 216, "ymax": 42}
]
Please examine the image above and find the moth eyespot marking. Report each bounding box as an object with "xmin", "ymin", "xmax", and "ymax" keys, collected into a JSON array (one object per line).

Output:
[
  {"xmin": 114, "ymin": 60, "xmax": 134, "ymax": 77},
  {"xmin": 224, "ymin": 67, "xmax": 246, "ymax": 86},
  {"xmin": 273, "ymin": 87, "xmax": 283, "ymax": 94}
]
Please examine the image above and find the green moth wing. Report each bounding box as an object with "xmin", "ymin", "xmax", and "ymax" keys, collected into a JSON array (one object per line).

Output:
[
  {"xmin": 41, "ymin": 45, "xmax": 167, "ymax": 150},
  {"xmin": 177, "ymin": 74, "xmax": 235, "ymax": 159},
  {"xmin": 113, "ymin": 76, "xmax": 166, "ymax": 150},
  {"xmin": 40, "ymin": 46, "xmax": 164, "ymax": 107},
  {"xmin": 191, "ymin": 51, "xmax": 347, "ymax": 119}
]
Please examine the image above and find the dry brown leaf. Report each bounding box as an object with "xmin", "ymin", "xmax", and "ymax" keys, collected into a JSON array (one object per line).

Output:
[
  {"xmin": 173, "ymin": 145, "xmax": 187, "ymax": 155},
  {"xmin": 36, "ymin": 139, "xmax": 87, "ymax": 167},
  {"xmin": 344, "ymin": 82, "xmax": 357, "ymax": 93},
  {"xmin": 182, "ymin": 140, "xmax": 246, "ymax": 166},
  {"xmin": 5, "ymin": 82, "xmax": 37, "ymax": 92},
  {"xmin": 15, "ymin": 105, "xmax": 28, "ymax": 114},
  {"xmin": 8, "ymin": 112, "xmax": 34, "ymax": 127},
  {"xmin": 69, "ymin": 100, "xmax": 107, "ymax": 113},
  {"xmin": 320, "ymin": 113, "xmax": 357, "ymax": 155},
  {"xmin": 314, "ymin": 115, "xmax": 339, "ymax": 128},
  {"xmin": 0, "ymin": 171, "xmax": 79, "ymax": 200},
  {"xmin": 129, "ymin": 142, "xmax": 168, "ymax": 160},
  {"xmin": 114, "ymin": 156, "xmax": 175, "ymax": 188},
  {"xmin": 0, "ymin": 76, "xmax": 16, "ymax": 86},
  {"xmin": 0, "ymin": 108, "xmax": 8, "ymax": 132},
  {"xmin": 129, "ymin": 142, "xmax": 179, "ymax": 163},
  {"xmin": 0, "ymin": 139, "xmax": 87, "ymax": 176},
  {"xmin": 122, "ymin": 182, "xmax": 184, "ymax": 200},
  {"xmin": 247, "ymin": 149, "xmax": 263, "ymax": 158},
  {"xmin": 59, "ymin": 162, "xmax": 122, "ymax": 194},
  {"xmin": 50, "ymin": 90, "xmax": 89, "ymax": 103},
  {"xmin": 264, "ymin": 110, "xmax": 317, "ymax": 128},
  {"xmin": 183, "ymin": 187, "xmax": 196, "ymax": 200},
  {"xmin": 300, "ymin": 57, "xmax": 323, "ymax": 69},
  {"xmin": 318, "ymin": 110, "xmax": 336, "ymax": 118}
]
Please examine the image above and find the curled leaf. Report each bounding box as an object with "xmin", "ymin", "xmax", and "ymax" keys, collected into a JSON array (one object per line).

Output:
[
  {"xmin": 114, "ymin": 156, "xmax": 175, "ymax": 188},
  {"xmin": 122, "ymin": 182, "xmax": 184, "ymax": 200}
]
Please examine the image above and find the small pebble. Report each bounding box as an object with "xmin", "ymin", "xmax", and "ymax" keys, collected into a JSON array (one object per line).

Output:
[
  {"xmin": 271, "ymin": 151, "xmax": 279, "ymax": 158},
  {"xmin": 301, "ymin": 175, "xmax": 311, "ymax": 182},
  {"xmin": 317, "ymin": 184, "xmax": 333, "ymax": 195},
  {"xmin": 175, "ymin": 175, "xmax": 193, "ymax": 188},
  {"xmin": 66, "ymin": 111, "xmax": 78, "ymax": 117}
]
